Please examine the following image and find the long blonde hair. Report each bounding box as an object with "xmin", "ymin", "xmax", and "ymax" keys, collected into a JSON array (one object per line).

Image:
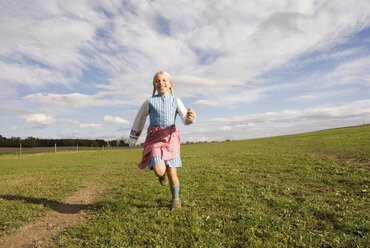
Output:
[{"xmin": 152, "ymin": 71, "xmax": 174, "ymax": 96}]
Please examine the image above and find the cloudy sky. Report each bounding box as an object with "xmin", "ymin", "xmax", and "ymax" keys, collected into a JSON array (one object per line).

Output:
[{"xmin": 1, "ymin": 0, "xmax": 369, "ymax": 143}]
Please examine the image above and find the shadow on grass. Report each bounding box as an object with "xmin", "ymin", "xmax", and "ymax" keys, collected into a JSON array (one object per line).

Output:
[
  {"xmin": 0, "ymin": 195, "xmax": 91, "ymax": 214},
  {"xmin": 91, "ymin": 196, "xmax": 172, "ymax": 212},
  {"xmin": 129, "ymin": 199, "xmax": 170, "ymax": 210}
]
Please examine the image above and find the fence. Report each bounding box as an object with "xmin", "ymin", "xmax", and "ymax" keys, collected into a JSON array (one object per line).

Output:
[{"xmin": 0, "ymin": 145, "xmax": 132, "ymax": 155}]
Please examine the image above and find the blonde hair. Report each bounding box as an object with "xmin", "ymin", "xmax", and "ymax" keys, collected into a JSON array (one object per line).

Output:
[{"xmin": 152, "ymin": 71, "xmax": 174, "ymax": 96}]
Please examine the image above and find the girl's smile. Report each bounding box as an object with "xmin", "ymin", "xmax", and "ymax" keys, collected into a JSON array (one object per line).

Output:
[{"xmin": 154, "ymin": 74, "xmax": 171, "ymax": 96}]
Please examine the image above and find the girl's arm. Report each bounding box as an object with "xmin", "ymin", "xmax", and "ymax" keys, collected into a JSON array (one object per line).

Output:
[
  {"xmin": 177, "ymin": 98, "xmax": 196, "ymax": 125},
  {"xmin": 129, "ymin": 100, "xmax": 149, "ymax": 147}
]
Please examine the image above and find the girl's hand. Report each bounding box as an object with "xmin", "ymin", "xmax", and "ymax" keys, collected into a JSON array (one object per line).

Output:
[
  {"xmin": 129, "ymin": 138, "xmax": 137, "ymax": 147},
  {"xmin": 185, "ymin": 108, "xmax": 196, "ymax": 125}
]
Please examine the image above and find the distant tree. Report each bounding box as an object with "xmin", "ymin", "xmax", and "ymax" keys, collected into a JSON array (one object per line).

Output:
[
  {"xmin": 117, "ymin": 138, "xmax": 129, "ymax": 147},
  {"xmin": 23, "ymin": 137, "xmax": 37, "ymax": 147},
  {"xmin": 10, "ymin": 137, "xmax": 21, "ymax": 147},
  {"xmin": 0, "ymin": 135, "xmax": 6, "ymax": 147},
  {"xmin": 0, "ymin": 135, "xmax": 108, "ymax": 148}
]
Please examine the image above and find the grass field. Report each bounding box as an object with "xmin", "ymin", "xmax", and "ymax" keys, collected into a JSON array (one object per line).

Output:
[{"xmin": 0, "ymin": 125, "xmax": 369, "ymax": 247}]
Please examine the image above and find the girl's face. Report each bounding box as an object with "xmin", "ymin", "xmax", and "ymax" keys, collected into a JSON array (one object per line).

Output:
[{"xmin": 154, "ymin": 74, "xmax": 171, "ymax": 96}]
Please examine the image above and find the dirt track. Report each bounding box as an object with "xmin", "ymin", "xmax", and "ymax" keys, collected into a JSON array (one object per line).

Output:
[{"xmin": 0, "ymin": 180, "xmax": 104, "ymax": 248}]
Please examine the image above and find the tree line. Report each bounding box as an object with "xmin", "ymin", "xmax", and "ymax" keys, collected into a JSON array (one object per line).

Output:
[{"xmin": 0, "ymin": 135, "xmax": 129, "ymax": 148}]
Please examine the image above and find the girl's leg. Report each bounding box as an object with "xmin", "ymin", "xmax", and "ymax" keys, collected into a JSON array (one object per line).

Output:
[
  {"xmin": 153, "ymin": 162, "xmax": 168, "ymax": 186},
  {"xmin": 167, "ymin": 167, "xmax": 181, "ymax": 210},
  {"xmin": 153, "ymin": 162, "xmax": 166, "ymax": 177},
  {"xmin": 167, "ymin": 167, "xmax": 179, "ymax": 186}
]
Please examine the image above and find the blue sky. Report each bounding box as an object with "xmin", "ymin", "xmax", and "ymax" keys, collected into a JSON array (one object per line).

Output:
[{"xmin": 0, "ymin": 0, "xmax": 369, "ymax": 143}]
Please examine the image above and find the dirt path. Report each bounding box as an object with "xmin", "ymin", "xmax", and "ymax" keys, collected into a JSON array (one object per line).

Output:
[
  {"xmin": 0, "ymin": 180, "xmax": 105, "ymax": 248},
  {"xmin": 314, "ymin": 152, "xmax": 369, "ymax": 170}
]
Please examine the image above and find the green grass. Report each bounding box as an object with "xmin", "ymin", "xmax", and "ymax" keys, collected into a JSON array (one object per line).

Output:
[
  {"xmin": 0, "ymin": 125, "xmax": 369, "ymax": 247},
  {"xmin": 0, "ymin": 149, "xmax": 140, "ymax": 236}
]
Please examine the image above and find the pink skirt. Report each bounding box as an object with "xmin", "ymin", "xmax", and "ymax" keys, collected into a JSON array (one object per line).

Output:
[{"xmin": 139, "ymin": 125, "xmax": 180, "ymax": 169}]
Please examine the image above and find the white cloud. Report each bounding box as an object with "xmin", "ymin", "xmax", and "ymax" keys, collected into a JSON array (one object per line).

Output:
[
  {"xmin": 219, "ymin": 126, "xmax": 231, "ymax": 131},
  {"xmin": 25, "ymin": 93, "xmax": 94, "ymax": 108},
  {"xmin": 1, "ymin": 1, "xmax": 369, "ymax": 140},
  {"xmin": 0, "ymin": 0, "xmax": 107, "ymax": 92},
  {"xmin": 4, "ymin": 0, "xmax": 369, "ymax": 102},
  {"xmin": 103, "ymin": 115, "xmax": 129, "ymax": 125},
  {"xmin": 0, "ymin": 84, "xmax": 17, "ymax": 99},
  {"xmin": 295, "ymin": 47, "xmax": 363, "ymax": 67},
  {"xmin": 289, "ymin": 95, "xmax": 318, "ymax": 102},
  {"xmin": 24, "ymin": 92, "xmax": 131, "ymax": 108},
  {"xmin": 58, "ymin": 130, "xmax": 81, "ymax": 139},
  {"xmin": 191, "ymin": 100, "xmax": 219, "ymax": 106},
  {"xmin": 284, "ymin": 56, "xmax": 370, "ymax": 98},
  {"xmin": 289, "ymin": 89, "xmax": 356, "ymax": 102},
  {"xmin": 22, "ymin": 113, "xmax": 57, "ymax": 127},
  {"xmin": 183, "ymin": 100, "xmax": 370, "ymax": 141},
  {"xmin": 78, "ymin": 0, "xmax": 370, "ymax": 103},
  {"xmin": 11, "ymin": 125, "xmax": 25, "ymax": 131},
  {"xmin": 323, "ymin": 56, "xmax": 370, "ymax": 87},
  {"xmin": 0, "ymin": 61, "xmax": 69, "ymax": 87},
  {"xmin": 18, "ymin": 112, "xmax": 103, "ymax": 130},
  {"xmin": 0, "ymin": 1, "xmax": 105, "ymax": 62},
  {"xmin": 209, "ymin": 100, "xmax": 370, "ymax": 125},
  {"xmin": 79, "ymin": 123, "xmax": 103, "ymax": 130},
  {"xmin": 125, "ymin": 109, "xmax": 140, "ymax": 116}
]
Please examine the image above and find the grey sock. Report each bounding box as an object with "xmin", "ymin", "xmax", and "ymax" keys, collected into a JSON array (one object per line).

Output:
[{"xmin": 170, "ymin": 184, "xmax": 180, "ymax": 201}]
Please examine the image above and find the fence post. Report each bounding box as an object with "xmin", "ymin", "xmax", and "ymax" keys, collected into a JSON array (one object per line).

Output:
[
  {"xmin": 77, "ymin": 144, "xmax": 78, "ymax": 151},
  {"xmin": 55, "ymin": 143, "xmax": 57, "ymax": 153},
  {"xmin": 20, "ymin": 143, "xmax": 22, "ymax": 156}
]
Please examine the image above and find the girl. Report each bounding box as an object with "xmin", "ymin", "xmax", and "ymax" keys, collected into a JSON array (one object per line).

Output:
[{"xmin": 129, "ymin": 71, "xmax": 196, "ymax": 210}]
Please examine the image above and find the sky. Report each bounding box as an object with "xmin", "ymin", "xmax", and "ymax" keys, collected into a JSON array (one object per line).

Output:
[{"xmin": 0, "ymin": 0, "xmax": 369, "ymax": 143}]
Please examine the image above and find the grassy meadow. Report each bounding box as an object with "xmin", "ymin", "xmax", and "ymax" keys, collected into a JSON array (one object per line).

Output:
[{"xmin": 0, "ymin": 125, "xmax": 369, "ymax": 247}]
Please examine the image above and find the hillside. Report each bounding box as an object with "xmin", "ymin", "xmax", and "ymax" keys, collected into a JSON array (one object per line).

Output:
[{"xmin": 0, "ymin": 125, "xmax": 368, "ymax": 247}]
